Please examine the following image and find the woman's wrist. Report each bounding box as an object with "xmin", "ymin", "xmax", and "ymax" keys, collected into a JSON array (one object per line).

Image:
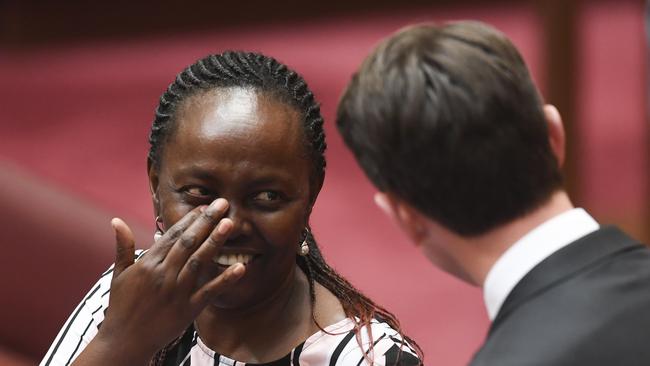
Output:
[{"xmin": 76, "ymin": 328, "xmax": 156, "ymax": 366}]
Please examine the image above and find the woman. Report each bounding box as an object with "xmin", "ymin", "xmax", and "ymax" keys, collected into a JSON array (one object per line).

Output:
[{"xmin": 41, "ymin": 51, "xmax": 422, "ymax": 366}]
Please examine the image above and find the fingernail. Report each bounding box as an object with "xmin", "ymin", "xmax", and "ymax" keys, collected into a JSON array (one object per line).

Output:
[
  {"xmin": 231, "ymin": 263, "xmax": 245, "ymax": 276},
  {"xmin": 199, "ymin": 205, "xmax": 207, "ymax": 212},
  {"xmin": 209, "ymin": 198, "xmax": 228, "ymax": 212},
  {"xmin": 217, "ymin": 219, "xmax": 231, "ymax": 234}
]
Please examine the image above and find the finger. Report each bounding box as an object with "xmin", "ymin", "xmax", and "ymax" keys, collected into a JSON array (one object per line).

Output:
[
  {"xmin": 189, "ymin": 263, "xmax": 245, "ymax": 309},
  {"xmin": 176, "ymin": 218, "xmax": 234, "ymax": 289},
  {"xmin": 163, "ymin": 198, "xmax": 229, "ymax": 271},
  {"xmin": 145, "ymin": 207, "xmax": 204, "ymax": 263},
  {"xmin": 111, "ymin": 218, "xmax": 135, "ymax": 278}
]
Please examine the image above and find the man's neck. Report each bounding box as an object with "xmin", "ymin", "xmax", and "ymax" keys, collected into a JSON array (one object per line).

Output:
[{"xmin": 456, "ymin": 190, "xmax": 574, "ymax": 286}]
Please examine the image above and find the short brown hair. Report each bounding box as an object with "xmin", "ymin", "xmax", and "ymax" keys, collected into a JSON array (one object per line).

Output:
[{"xmin": 337, "ymin": 21, "xmax": 562, "ymax": 236}]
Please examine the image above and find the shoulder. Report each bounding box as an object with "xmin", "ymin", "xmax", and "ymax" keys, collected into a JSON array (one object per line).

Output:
[
  {"xmin": 300, "ymin": 317, "xmax": 421, "ymax": 366},
  {"xmin": 476, "ymin": 253, "xmax": 650, "ymax": 365}
]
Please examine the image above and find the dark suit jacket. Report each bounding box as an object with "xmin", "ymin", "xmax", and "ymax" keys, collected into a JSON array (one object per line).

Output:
[{"xmin": 470, "ymin": 226, "xmax": 650, "ymax": 366}]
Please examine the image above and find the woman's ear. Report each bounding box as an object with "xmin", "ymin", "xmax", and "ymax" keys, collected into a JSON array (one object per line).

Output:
[
  {"xmin": 305, "ymin": 174, "xmax": 325, "ymax": 218},
  {"xmin": 147, "ymin": 158, "xmax": 160, "ymax": 215},
  {"xmin": 543, "ymin": 104, "xmax": 566, "ymax": 168}
]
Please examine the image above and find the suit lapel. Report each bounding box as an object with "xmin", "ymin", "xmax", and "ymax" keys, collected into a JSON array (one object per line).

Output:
[{"xmin": 489, "ymin": 226, "xmax": 641, "ymax": 335}]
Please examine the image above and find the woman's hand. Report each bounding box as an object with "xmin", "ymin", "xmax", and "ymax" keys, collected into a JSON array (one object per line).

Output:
[{"xmin": 75, "ymin": 198, "xmax": 244, "ymax": 365}]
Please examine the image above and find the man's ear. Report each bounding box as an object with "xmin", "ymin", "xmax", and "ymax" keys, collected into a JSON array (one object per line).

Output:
[
  {"xmin": 544, "ymin": 104, "xmax": 566, "ymax": 168},
  {"xmin": 374, "ymin": 192, "xmax": 427, "ymax": 245},
  {"xmin": 147, "ymin": 158, "xmax": 160, "ymax": 215}
]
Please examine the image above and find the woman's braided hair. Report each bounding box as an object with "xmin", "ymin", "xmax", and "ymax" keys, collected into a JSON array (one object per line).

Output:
[{"xmin": 148, "ymin": 51, "xmax": 422, "ymax": 365}]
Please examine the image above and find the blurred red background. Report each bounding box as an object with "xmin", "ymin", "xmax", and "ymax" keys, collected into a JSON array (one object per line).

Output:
[{"xmin": 0, "ymin": 0, "xmax": 646, "ymax": 365}]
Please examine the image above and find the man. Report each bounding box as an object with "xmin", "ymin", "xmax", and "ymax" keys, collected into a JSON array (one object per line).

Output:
[{"xmin": 336, "ymin": 21, "xmax": 650, "ymax": 365}]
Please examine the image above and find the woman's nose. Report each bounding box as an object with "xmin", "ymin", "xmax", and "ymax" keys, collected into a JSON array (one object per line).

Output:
[{"xmin": 223, "ymin": 203, "xmax": 251, "ymax": 241}]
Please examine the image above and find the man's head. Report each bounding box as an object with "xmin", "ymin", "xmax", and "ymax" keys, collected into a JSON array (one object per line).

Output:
[{"xmin": 337, "ymin": 21, "xmax": 564, "ymax": 239}]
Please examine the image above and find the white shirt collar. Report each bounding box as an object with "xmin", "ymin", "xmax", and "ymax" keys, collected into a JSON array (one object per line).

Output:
[{"xmin": 483, "ymin": 208, "xmax": 599, "ymax": 320}]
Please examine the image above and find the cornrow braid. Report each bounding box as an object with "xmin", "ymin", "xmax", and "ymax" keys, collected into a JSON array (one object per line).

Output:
[
  {"xmin": 148, "ymin": 51, "xmax": 326, "ymax": 186},
  {"xmin": 148, "ymin": 51, "xmax": 421, "ymax": 365}
]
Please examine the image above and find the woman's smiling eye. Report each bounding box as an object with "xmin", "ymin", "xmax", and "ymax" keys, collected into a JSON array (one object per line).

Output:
[{"xmin": 254, "ymin": 191, "xmax": 280, "ymax": 201}]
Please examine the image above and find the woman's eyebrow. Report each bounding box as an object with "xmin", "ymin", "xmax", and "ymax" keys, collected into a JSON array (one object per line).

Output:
[
  {"xmin": 247, "ymin": 174, "xmax": 295, "ymax": 187},
  {"xmin": 173, "ymin": 165, "xmax": 297, "ymax": 186},
  {"xmin": 172, "ymin": 166, "xmax": 221, "ymax": 182}
]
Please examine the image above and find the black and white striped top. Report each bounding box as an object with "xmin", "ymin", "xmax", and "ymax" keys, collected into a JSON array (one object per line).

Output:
[{"xmin": 41, "ymin": 256, "xmax": 421, "ymax": 366}]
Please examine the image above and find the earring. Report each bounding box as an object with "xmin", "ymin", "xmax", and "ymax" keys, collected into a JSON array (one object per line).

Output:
[
  {"xmin": 299, "ymin": 240, "xmax": 310, "ymax": 256},
  {"xmin": 298, "ymin": 228, "xmax": 310, "ymax": 256},
  {"xmin": 154, "ymin": 215, "xmax": 164, "ymax": 241}
]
